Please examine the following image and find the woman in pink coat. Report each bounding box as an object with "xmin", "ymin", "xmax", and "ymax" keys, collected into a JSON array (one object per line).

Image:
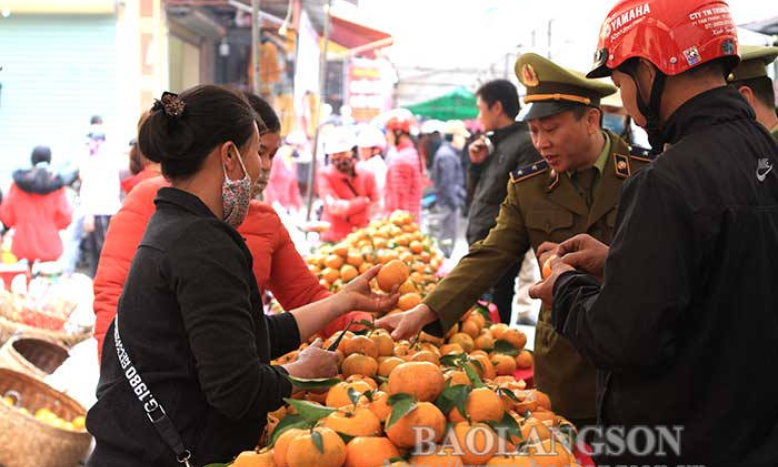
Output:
[{"xmin": 384, "ymin": 117, "xmax": 422, "ymax": 222}]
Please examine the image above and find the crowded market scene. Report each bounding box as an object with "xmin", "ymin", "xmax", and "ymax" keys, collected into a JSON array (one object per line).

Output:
[{"xmin": 0, "ymin": 0, "xmax": 777, "ymax": 466}]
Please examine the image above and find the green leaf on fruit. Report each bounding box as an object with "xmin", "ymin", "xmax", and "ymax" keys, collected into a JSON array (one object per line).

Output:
[
  {"xmin": 497, "ymin": 387, "xmax": 520, "ymax": 403},
  {"xmin": 268, "ymin": 414, "xmax": 308, "ymax": 447},
  {"xmin": 493, "ymin": 340, "xmax": 520, "ymax": 356},
  {"xmin": 347, "ymin": 387, "xmax": 362, "ymax": 406},
  {"xmin": 284, "ymin": 398, "xmax": 336, "ymax": 423},
  {"xmin": 375, "ymin": 375, "xmax": 389, "ymax": 384},
  {"xmin": 474, "ymin": 306, "xmax": 491, "ymax": 322},
  {"xmin": 468, "ymin": 359, "xmax": 484, "ymax": 374},
  {"xmin": 435, "ymin": 384, "xmax": 471, "ymax": 416},
  {"xmin": 439, "ymin": 353, "xmax": 466, "ymax": 368},
  {"xmin": 388, "ymin": 457, "xmax": 406, "ymax": 464},
  {"xmin": 386, "ymin": 393, "xmax": 418, "ymax": 429},
  {"xmin": 337, "ymin": 432, "xmax": 355, "ymax": 445},
  {"xmin": 486, "ymin": 412, "xmax": 522, "ymax": 444},
  {"xmin": 462, "ymin": 362, "xmax": 486, "ymax": 389},
  {"xmin": 312, "ymin": 430, "xmax": 325, "ymax": 454},
  {"xmin": 284, "ymin": 375, "xmax": 342, "ymax": 390}
]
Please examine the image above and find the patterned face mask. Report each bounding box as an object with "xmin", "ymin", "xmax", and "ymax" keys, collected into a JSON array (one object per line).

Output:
[{"xmin": 222, "ymin": 147, "xmax": 252, "ymax": 227}]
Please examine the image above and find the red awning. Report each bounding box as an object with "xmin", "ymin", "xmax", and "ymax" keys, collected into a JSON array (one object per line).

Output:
[{"xmin": 328, "ymin": 14, "xmax": 393, "ymax": 59}]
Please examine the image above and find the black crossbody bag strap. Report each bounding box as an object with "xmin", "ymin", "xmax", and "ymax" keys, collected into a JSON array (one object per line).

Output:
[{"xmin": 113, "ymin": 319, "xmax": 194, "ymax": 467}]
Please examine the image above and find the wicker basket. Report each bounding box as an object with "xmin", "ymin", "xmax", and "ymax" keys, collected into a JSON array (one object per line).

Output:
[
  {"xmin": 0, "ymin": 336, "xmax": 69, "ymax": 380},
  {"xmin": 0, "ymin": 315, "xmax": 91, "ymax": 349},
  {"xmin": 0, "ymin": 368, "xmax": 91, "ymax": 467}
]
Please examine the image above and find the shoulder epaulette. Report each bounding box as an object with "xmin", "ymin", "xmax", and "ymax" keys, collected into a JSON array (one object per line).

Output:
[
  {"xmin": 510, "ymin": 160, "xmax": 549, "ymax": 183},
  {"xmin": 629, "ymin": 145, "xmax": 657, "ymax": 162}
]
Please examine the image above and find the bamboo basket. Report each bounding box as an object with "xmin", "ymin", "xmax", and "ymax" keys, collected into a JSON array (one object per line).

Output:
[
  {"xmin": 0, "ymin": 336, "xmax": 69, "ymax": 380},
  {"xmin": 0, "ymin": 315, "xmax": 91, "ymax": 349},
  {"xmin": 0, "ymin": 368, "xmax": 91, "ymax": 467}
]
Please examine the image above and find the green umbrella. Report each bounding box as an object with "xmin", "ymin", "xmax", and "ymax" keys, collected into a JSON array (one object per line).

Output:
[{"xmin": 405, "ymin": 86, "xmax": 478, "ymax": 121}]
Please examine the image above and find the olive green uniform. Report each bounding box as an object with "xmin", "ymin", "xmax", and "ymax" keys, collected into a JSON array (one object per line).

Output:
[
  {"xmin": 425, "ymin": 131, "xmax": 651, "ymax": 420},
  {"xmin": 727, "ymin": 44, "xmax": 778, "ymax": 142},
  {"xmin": 422, "ymin": 53, "xmax": 655, "ymax": 422}
]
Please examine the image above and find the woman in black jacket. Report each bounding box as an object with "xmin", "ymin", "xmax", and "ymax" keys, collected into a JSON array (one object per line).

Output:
[{"xmin": 86, "ymin": 85, "xmax": 397, "ymax": 467}]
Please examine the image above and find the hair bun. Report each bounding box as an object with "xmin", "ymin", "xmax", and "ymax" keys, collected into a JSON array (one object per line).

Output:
[{"xmin": 153, "ymin": 92, "xmax": 186, "ymax": 118}]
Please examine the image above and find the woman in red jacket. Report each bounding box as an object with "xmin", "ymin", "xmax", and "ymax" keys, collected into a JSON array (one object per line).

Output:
[
  {"xmin": 384, "ymin": 117, "xmax": 422, "ymax": 222},
  {"xmin": 93, "ymin": 96, "xmax": 364, "ymax": 361},
  {"xmin": 1, "ymin": 146, "xmax": 72, "ymax": 262}
]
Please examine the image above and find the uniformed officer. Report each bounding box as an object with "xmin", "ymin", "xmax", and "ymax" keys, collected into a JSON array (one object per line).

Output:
[
  {"xmin": 532, "ymin": 0, "xmax": 778, "ymax": 464},
  {"xmin": 377, "ymin": 52, "xmax": 653, "ymax": 427},
  {"xmin": 727, "ymin": 44, "xmax": 778, "ymax": 139}
]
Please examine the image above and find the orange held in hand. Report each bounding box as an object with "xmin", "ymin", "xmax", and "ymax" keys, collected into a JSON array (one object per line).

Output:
[
  {"xmin": 541, "ymin": 254, "xmax": 558, "ymax": 280},
  {"xmin": 377, "ymin": 259, "xmax": 410, "ymax": 293}
]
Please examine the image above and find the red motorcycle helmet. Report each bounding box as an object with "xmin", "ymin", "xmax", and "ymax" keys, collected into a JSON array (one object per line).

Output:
[
  {"xmin": 587, "ymin": 0, "xmax": 739, "ymax": 78},
  {"xmin": 386, "ymin": 116, "xmax": 411, "ymax": 134}
]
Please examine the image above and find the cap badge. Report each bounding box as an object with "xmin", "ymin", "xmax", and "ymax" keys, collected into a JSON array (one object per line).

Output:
[{"xmin": 522, "ymin": 64, "xmax": 540, "ymax": 87}]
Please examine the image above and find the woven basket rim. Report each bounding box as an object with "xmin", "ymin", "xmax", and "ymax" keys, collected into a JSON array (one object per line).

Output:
[
  {"xmin": 0, "ymin": 314, "xmax": 92, "ymax": 342},
  {"xmin": 0, "ymin": 367, "xmax": 88, "ymax": 420}
]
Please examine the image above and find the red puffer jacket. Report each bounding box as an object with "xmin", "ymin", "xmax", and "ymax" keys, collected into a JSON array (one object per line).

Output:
[
  {"xmin": 93, "ymin": 176, "xmax": 359, "ymax": 362},
  {"xmin": 0, "ymin": 170, "xmax": 72, "ymax": 262},
  {"xmin": 318, "ymin": 164, "xmax": 378, "ymax": 242},
  {"xmin": 384, "ymin": 145, "xmax": 422, "ymax": 222}
]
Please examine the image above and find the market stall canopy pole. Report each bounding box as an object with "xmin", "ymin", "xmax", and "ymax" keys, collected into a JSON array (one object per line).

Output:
[
  {"xmin": 405, "ymin": 86, "xmax": 478, "ymax": 121},
  {"xmin": 306, "ymin": 0, "xmax": 332, "ymax": 221},
  {"xmin": 251, "ymin": 0, "xmax": 261, "ymax": 95}
]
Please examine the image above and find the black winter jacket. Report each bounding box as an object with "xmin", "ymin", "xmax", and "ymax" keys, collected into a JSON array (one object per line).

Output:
[
  {"xmin": 87, "ymin": 188, "xmax": 300, "ymax": 467},
  {"xmin": 552, "ymin": 86, "xmax": 778, "ymax": 466}
]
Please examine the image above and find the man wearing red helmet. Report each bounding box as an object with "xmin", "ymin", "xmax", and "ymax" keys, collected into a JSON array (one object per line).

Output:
[
  {"xmin": 384, "ymin": 116, "xmax": 423, "ymax": 222},
  {"xmin": 531, "ymin": 0, "xmax": 778, "ymax": 465}
]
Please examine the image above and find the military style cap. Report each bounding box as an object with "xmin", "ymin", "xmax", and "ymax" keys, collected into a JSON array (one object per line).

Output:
[
  {"xmin": 728, "ymin": 45, "xmax": 778, "ymax": 83},
  {"xmin": 515, "ymin": 53, "xmax": 617, "ymax": 121}
]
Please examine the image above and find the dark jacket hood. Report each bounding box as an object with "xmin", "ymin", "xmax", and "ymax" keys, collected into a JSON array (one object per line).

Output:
[{"xmin": 13, "ymin": 166, "xmax": 65, "ymax": 195}]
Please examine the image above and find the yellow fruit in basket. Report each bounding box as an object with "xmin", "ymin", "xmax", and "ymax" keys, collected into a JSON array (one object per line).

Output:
[
  {"xmin": 474, "ymin": 333, "xmax": 495, "ymax": 351},
  {"xmin": 410, "ymin": 449, "xmax": 464, "ymax": 467},
  {"xmin": 497, "ymin": 329, "xmax": 527, "ymax": 351},
  {"xmin": 387, "ymin": 361, "xmax": 444, "ymax": 403},
  {"xmin": 344, "ymin": 436, "xmax": 400, "ymax": 467},
  {"xmin": 490, "ymin": 353, "xmax": 518, "ymax": 376},
  {"xmin": 287, "ymin": 427, "xmax": 347, "ymax": 467},
  {"xmin": 342, "ymin": 354, "xmax": 379, "ymax": 378},
  {"xmin": 448, "ymin": 387, "xmax": 504, "ymax": 423},
  {"xmin": 2, "ymin": 396, "xmax": 15, "ymax": 406},
  {"xmin": 398, "ymin": 280, "xmax": 418, "ymax": 295},
  {"xmin": 367, "ymin": 391, "xmax": 391, "ymax": 422},
  {"xmin": 515, "ymin": 350, "xmax": 533, "ymax": 369},
  {"xmin": 378, "ymin": 356, "xmax": 404, "ymax": 377},
  {"xmin": 448, "ymin": 333, "xmax": 474, "ymax": 353},
  {"xmin": 385, "ymin": 402, "xmax": 446, "ymax": 449},
  {"xmin": 273, "ymin": 428, "xmax": 308, "ymax": 467},
  {"xmin": 233, "ymin": 450, "xmax": 276, "ymax": 467},
  {"xmin": 451, "ymin": 422, "xmax": 500, "ymax": 466},
  {"xmin": 371, "ymin": 332, "xmax": 395, "ymax": 357},
  {"xmin": 460, "ymin": 320, "xmax": 480, "ymax": 339},
  {"xmin": 343, "ymin": 335, "xmax": 379, "ymax": 359},
  {"xmin": 377, "ymin": 260, "xmax": 409, "ymax": 293},
  {"xmin": 397, "ymin": 292, "xmax": 421, "ymax": 311},
  {"xmin": 345, "ymin": 374, "xmax": 378, "ymax": 390},
  {"xmin": 340, "ymin": 264, "xmax": 359, "ymax": 282},
  {"xmin": 326, "ymin": 381, "xmax": 372, "ymax": 408},
  {"xmin": 325, "ymin": 254, "xmax": 345, "ymax": 270},
  {"xmin": 324, "ymin": 406, "xmax": 381, "ymax": 437}
]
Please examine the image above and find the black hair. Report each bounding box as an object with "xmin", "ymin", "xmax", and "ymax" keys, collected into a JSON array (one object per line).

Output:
[
  {"xmin": 571, "ymin": 105, "xmax": 604, "ymax": 127},
  {"xmin": 90, "ymin": 115, "xmax": 103, "ymax": 125},
  {"xmin": 139, "ymin": 85, "xmax": 257, "ymax": 179},
  {"xmin": 736, "ymin": 76, "xmax": 776, "ymax": 109},
  {"xmin": 476, "ymin": 79, "xmax": 520, "ymax": 119},
  {"xmin": 128, "ymin": 140, "xmax": 144, "ymax": 175},
  {"xmin": 244, "ymin": 93, "xmax": 280, "ymax": 133},
  {"xmin": 31, "ymin": 146, "xmax": 52, "ymax": 165}
]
